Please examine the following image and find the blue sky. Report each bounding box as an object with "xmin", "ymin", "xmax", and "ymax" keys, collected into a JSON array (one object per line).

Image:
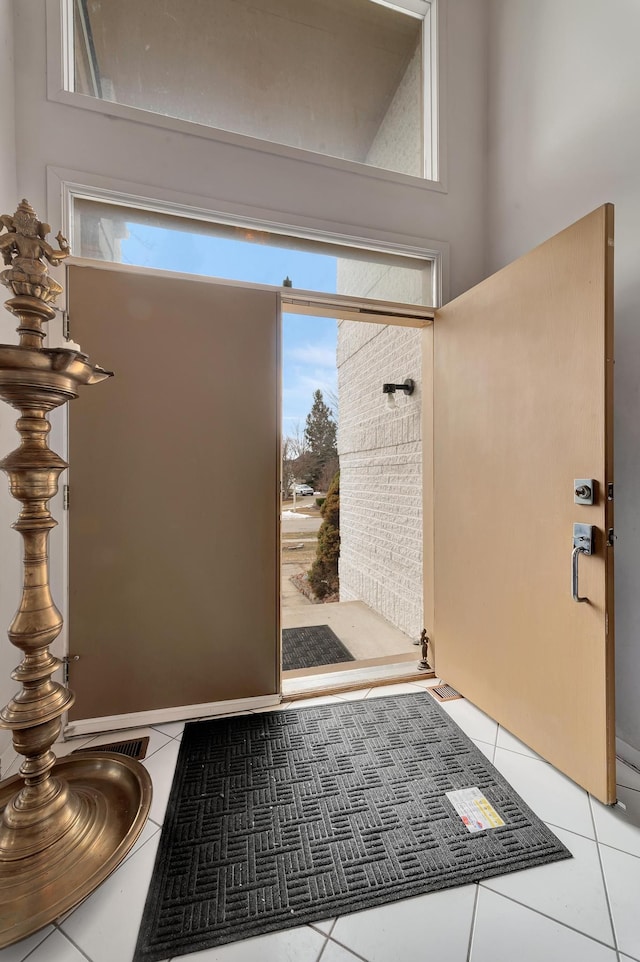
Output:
[{"xmin": 120, "ymin": 224, "xmax": 338, "ymax": 432}]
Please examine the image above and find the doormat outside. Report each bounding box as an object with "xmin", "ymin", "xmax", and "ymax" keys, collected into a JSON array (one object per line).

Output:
[
  {"xmin": 134, "ymin": 692, "xmax": 571, "ymax": 962},
  {"xmin": 282, "ymin": 624, "xmax": 355, "ymax": 671}
]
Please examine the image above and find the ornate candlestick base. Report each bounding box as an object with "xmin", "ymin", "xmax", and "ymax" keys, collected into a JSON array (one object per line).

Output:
[
  {"xmin": 0, "ymin": 202, "xmax": 152, "ymax": 947},
  {"xmin": 0, "ymin": 755, "xmax": 151, "ymax": 943}
]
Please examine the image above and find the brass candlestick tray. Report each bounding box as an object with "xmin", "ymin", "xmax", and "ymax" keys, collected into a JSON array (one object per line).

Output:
[{"xmin": 0, "ymin": 201, "xmax": 152, "ymax": 947}]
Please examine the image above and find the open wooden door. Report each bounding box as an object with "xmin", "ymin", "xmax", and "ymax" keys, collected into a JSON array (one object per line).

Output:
[
  {"xmin": 431, "ymin": 206, "xmax": 615, "ymax": 803},
  {"xmin": 66, "ymin": 264, "xmax": 280, "ymax": 731}
]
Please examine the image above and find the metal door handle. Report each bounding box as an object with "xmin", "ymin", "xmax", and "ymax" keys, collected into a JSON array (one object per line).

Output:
[
  {"xmin": 572, "ymin": 545, "xmax": 588, "ymax": 602},
  {"xmin": 572, "ymin": 523, "xmax": 594, "ymax": 603}
]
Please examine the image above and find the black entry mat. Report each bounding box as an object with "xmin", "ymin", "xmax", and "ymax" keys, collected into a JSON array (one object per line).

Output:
[
  {"xmin": 282, "ymin": 624, "xmax": 355, "ymax": 671},
  {"xmin": 134, "ymin": 692, "xmax": 570, "ymax": 962}
]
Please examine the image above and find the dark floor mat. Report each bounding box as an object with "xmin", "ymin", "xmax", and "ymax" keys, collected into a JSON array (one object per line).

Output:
[
  {"xmin": 282, "ymin": 624, "xmax": 355, "ymax": 671},
  {"xmin": 72, "ymin": 736, "xmax": 149, "ymax": 760},
  {"xmin": 134, "ymin": 692, "xmax": 570, "ymax": 962}
]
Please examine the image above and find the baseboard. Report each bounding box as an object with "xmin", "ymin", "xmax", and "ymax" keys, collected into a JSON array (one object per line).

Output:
[
  {"xmin": 63, "ymin": 693, "xmax": 281, "ymax": 738},
  {"xmin": 616, "ymin": 736, "xmax": 640, "ymax": 774}
]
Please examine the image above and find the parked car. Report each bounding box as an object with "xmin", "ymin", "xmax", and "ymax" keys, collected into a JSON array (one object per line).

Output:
[{"xmin": 292, "ymin": 483, "xmax": 314, "ymax": 496}]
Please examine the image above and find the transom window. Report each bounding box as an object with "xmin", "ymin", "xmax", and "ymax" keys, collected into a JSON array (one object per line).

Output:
[
  {"xmin": 71, "ymin": 197, "xmax": 434, "ymax": 304},
  {"xmin": 70, "ymin": 0, "xmax": 438, "ymax": 180}
]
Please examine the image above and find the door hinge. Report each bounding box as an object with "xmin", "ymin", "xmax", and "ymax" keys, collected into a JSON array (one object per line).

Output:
[
  {"xmin": 61, "ymin": 654, "xmax": 79, "ymax": 685},
  {"xmin": 607, "ymin": 483, "xmax": 614, "ymax": 501},
  {"xmin": 62, "ymin": 311, "xmax": 70, "ymax": 340},
  {"xmin": 63, "ymin": 484, "xmax": 70, "ymax": 510},
  {"xmin": 607, "ymin": 528, "xmax": 616, "ymax": 547}
]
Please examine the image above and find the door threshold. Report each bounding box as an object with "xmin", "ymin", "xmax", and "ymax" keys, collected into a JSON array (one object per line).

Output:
[{"xmin": 282, "ymin": 659, "xmax": 435, "ymax": 699}]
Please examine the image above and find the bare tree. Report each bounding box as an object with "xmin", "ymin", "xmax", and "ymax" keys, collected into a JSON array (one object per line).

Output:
[
  {"xmin": 282, "ymin": 422, "xmax": 309, "ymax": 498},
  {"xmin": 325, "ymin": 387, "xmax": 339, "ymax": 420}
]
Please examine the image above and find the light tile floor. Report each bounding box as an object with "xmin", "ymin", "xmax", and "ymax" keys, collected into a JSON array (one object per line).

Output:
[{"xmin": 3, "ymin": 680, "xmax": 640, "ymax": 962}]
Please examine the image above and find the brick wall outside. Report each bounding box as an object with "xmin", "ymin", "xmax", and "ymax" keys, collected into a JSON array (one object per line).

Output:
[{"xmin": 336, "ymin": 320, "xmax": 423, "ymax": 638}]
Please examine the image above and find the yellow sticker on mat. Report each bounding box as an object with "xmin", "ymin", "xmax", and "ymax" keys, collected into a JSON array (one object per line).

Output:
[{"xmin": 445, "ymin": 787, "xmax": 505, "ymax": 833}]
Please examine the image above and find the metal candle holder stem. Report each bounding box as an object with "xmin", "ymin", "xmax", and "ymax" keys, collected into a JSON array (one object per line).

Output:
[{"xmin": 0, "ymin": 201, "xmax": 151, "ymax": 947}]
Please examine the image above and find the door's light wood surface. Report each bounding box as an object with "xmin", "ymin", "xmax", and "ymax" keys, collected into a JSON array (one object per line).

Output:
[
  {"xmin": 67, "ymin": 266, "xmax": 279, "ymax": 721},
  {"xmin": 433, "ymin": 205, "xmax": 615, "ymax": 802}
]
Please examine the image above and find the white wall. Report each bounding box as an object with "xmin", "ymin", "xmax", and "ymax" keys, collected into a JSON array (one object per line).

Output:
[
  {"xmin": 3, "ymin": 0, "xmax": 487, "ymax": 726},
  {"xmin": 14, "ymin": 0, "xmax": 487, "ymax": 298},
  {"xmin": 5, "ymin": 0, "xmax": 636, "ymax": 764},
  {"xmin": 486, "ymin": 0, "xmax": 640, "ymax": 756},
  {"xmin": 0, "ymin": 0, "xmax": 19, "ymax": 765},
  {"xmin": 0, "ymin": 1, "xmax": 16, "ymax": 213}
]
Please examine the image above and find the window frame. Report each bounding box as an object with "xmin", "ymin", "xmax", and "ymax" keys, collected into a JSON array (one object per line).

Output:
[
  {"xmin": 47, "ymin": 167, "xmax": 448, "ymax": 307},
  {"xmin": 46, "ymin": 0, "xmax": 445, "ymax": 190}
]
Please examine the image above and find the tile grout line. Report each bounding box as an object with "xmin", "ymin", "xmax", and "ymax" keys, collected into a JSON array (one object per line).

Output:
[
  {"xmin": 493, "ymin": 743, "xmax": 553, "ymax": 767},
  {"xmin": 150, "ymin": 725, "xmax": 184, "ymax": 742},
  {"xmin": 465, "ymin": 884, "xmax": 480, "ymax": 962},
  {"xmin": 50, "ymin": 925, "xmax": 93, "ymax": 961},
  {"xmin": 588, "ymin": 793, "xmax": 622, "ymax": 957},
  {"xmin": 325, "ymin": 932, "xmax": 376, "ymax": 962},
  {"xmin": 596, "ymin": 836, "xmax": 640, "ymax": 863},
  {"xmin": 477, "ymin": 883, "xmax": 618, "ymax": 953},
  {"xmin": 308, "ymin": 919, "xmax": 338, "ymax": 945},
  {"xmin": 616, "ymin": 949, "xmax": 640, "ymax": 962},
  {"xmin": 143, "ymin": 736, "xmax": 182, "ymax": 761},
  {"xmin": 9, "ymin": 933, "xmax": 52, "ymax": 962},
  {"xmin": 492, "ymin": 722, "xmax": 499, "ymax": 763},
  {"xmin": 494, "ymin": 746, "xmax": 546, "ymax": 763},
  {"xmin": 54, "ymin": 822, "xmax": 162, "ymax": 944},
  {"xmin": 542, "ymin": 818, "xmax": 597, "ymax": 845},
  {"xmin": 313, "ymin": 932, "xmax": 330, "ymax": 962},
  {"xmin": 616, "ymin": 783, "xmax": 640, "ymax": 795},
  {"xmin": 616, "ymin": 754, "xmax": 640, "ymax": 776}
]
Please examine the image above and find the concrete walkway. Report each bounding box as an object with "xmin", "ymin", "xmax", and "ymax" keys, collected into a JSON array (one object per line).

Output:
[
  {"xmin": 281, "ymin": 562, "xmax": 314, "ymax": 609},
  {"xmin": 281, "ymin": 513, "xmax": 417, "ymax": 663},
  {"xmin": 281, "ymin": 589, "xmax": 416, "ymax": 662}
]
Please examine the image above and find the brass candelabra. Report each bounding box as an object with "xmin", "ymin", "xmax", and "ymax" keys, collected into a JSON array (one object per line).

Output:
[{"xmin": 0, "ymin": 201, "xmax": 151, "ymax": 947}]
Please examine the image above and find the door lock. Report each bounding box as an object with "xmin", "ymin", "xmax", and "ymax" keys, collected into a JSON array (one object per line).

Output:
[{"xmin": 574, "ymin": 479, "xmax": 595, "ymax": 505}]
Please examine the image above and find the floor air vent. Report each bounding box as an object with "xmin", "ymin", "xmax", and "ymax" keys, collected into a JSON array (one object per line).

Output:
[
  {"xmin": 430, "ymin": 684, "xmax": 462, "ymax": 702},
  {"xmin": 73, "ymin": 736, "xmax": 149, "ymax": 761}
]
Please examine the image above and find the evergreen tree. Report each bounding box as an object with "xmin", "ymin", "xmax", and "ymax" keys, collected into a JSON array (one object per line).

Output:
[
  {"xmin": 303, "ymin": 389, "xmax": 337, "ymax": 488},
  {"xmin": 308, "ymin": 470, "xmax": 340, "ymax": 600}
]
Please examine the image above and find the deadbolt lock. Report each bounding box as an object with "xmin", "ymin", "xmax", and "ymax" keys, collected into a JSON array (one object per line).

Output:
[{"xmin": 574, "ymin": 479, "xmax": 594, "ymax": 505}]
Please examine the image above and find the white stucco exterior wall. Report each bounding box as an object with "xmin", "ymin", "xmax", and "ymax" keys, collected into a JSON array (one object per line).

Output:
[{"xmin": 486, "ymin": 0, "xmax": 640, "ymax": 759}]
